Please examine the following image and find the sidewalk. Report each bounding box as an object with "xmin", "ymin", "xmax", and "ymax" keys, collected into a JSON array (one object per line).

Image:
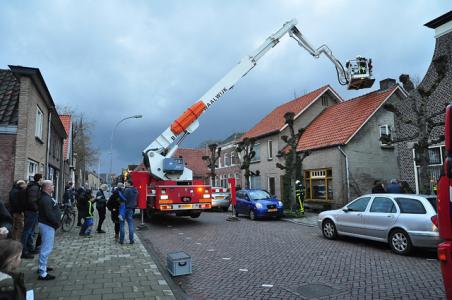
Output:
[
  {"xmin": 282, "ymin": 211, "xmax": 319, "ymax": 227},
  {"xmin": 17, "ymin": 216, "xmax": 176, "ymax": 300}
]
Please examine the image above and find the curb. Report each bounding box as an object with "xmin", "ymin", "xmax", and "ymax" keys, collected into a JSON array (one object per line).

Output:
[{"xmin": 282, "ymin": 217, "xmax": 317, "ymax": 227}]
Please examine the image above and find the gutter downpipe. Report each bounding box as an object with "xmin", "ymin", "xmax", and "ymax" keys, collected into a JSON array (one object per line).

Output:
[
  {"xmin": 338, "ymin": 146, "xmax": 350, "ymax": 203},
  {"xmin": 46, "ymin": 111, "xmax": 52, "ymax": 179}
]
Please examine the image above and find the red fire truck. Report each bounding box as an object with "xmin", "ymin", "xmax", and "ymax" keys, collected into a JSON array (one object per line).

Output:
[
  {"xmin": 436, "ymin": 105, "xmax": 452, "ymax": 299},
  {"xmin": 130, "ymin": 19, "xmax": 374, "ymax": 219}
]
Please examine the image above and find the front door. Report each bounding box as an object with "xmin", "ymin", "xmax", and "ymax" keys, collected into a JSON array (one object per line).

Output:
[{"xmin": 336, "ymin": 197, "xmax": 371, "ymax": 235}]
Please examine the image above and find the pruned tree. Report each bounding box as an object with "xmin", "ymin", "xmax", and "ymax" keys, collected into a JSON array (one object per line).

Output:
[
  {"xmin": 202, "ymin": 143, "xmax": 222, "ymax": 186},
  {"xmin": 236, "ymin": 137, "xmax": 259, "ymax": 189},
  {"xmin": 276, "ymin": 112, "xmax": 310, "ymax": 211},
  {"xmin": 382, "ymin": 55, "xmax": 449, "ymax": 194}
]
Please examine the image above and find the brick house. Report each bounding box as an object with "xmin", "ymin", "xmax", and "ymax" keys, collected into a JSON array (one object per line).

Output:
[
  {"xmin": 212, "ymin": 132, "xmax": 243, "ymax": 188},
  {"xmin": 60, "ymin": 115, "xmax": 75, "ymax": 187},
  {"xmin": 174, "ymin": 148, "xmax": 209, "ymax": 183},
  {"xmin": 396, "ymin": 11, "xmax": 452, "ymax": 192},
  {"xmin": 242, "ymin": 85, "xmax": 342, "ymax": 199},
  {"xmin": 0, "ymin": 65, "xmax": 67, "ymax": 202},
  {"xmin": 296, "ymin": 81, "xmax": 406, "ymax": 208}
]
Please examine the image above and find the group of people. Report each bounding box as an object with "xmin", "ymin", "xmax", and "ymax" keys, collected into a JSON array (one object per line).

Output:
[
  {"xmin": 372, "ymin": 179, "xmax": 413, "ymax": 194},
  {"xmin": 0, "ymin": 174, "xmax": 138, "ymax": 299}
]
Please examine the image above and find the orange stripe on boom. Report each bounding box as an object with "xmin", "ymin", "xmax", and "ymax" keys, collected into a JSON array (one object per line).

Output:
[{"xmin": 170, "ymin": 101, "xmax": 207, "ymax": 135}]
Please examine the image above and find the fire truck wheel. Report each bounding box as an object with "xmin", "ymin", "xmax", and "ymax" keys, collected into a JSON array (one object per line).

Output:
[
  {"xmin": 389, "ymin": 229, "xmax": 412, "ymax": 255},
  {"xmin": 190, "ymin": 213, "xmax": 201, "ymax": 218}
]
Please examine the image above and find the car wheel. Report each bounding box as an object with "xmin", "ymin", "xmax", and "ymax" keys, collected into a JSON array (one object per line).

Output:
[
  {"xmin": 389, "ymin": 229, "xmax": 412, "ymax": 255},
  {"xmin": 322, "ymin": 219, "xmax": 337, "ymax": 240},
  {"xmin": 249, "ymin": 210, "xmax": 256, "ymax": 220}
]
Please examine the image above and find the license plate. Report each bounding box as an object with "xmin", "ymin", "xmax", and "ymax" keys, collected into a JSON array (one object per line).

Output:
[
  {"xmin": 268, "ymin": 208, "xmax": 277, "ymax": 212},
  {"xmin": 215, "ymin": 196, "xmax": 224, "ymax": 200},
  {"xmin": 181, "ymin": 204, "xmax": 192, "ymax": 209}
]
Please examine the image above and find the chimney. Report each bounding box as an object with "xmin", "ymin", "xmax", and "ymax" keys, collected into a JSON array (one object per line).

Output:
[{"xmin": 379, "ymin": 78, "xmax": 396, "ymax": 90}]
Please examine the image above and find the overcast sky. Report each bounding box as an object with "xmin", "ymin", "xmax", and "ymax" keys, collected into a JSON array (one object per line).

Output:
[{"xmin": 0, "ymin": 1, "xmax": 450, "ymax": 174}]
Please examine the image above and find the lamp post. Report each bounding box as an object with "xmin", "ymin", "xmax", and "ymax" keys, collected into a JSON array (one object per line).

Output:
[{"xmin": 109, "ymin": 115, "xmax": 143, "ymax": 186}]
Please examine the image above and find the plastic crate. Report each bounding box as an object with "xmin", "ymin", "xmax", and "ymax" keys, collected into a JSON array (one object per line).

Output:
[{"xmin": 167, "ymin": 251, "xmax": 192, "ymax": 276}]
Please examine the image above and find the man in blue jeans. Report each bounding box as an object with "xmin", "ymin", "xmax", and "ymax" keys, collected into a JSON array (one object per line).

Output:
[
  {"xmin": 37, "ymin": 180, "xmax": 61, "ymax": 280},
  {"xmin": 21, "ymin": 173, "xmax": 43, "ymax": 259},
  {"xmin": 119, "ymin": 180, "xmax": 137, "ymax": 245}
]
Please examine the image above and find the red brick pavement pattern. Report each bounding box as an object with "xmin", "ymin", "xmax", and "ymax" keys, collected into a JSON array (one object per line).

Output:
[{"xmin": 139, "ymin": 212, "xmax": 445, "ymax": 300}]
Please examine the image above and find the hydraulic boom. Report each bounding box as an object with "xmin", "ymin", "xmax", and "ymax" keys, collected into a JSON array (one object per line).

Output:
[{"xmin": 143, "ymin": 19, "xmax": 374, "ymax": 180}]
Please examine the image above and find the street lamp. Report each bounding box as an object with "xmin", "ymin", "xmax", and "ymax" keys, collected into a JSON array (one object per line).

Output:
[{"xmin": 109, "ymin": 115, "xmax": 143, "ymax": 186}]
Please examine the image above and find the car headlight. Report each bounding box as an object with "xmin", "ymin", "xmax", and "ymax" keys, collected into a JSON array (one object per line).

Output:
[
  {"xmin": 255, "ymin": 203, "xmax": 263, "ymax": 209},
  {"xmin": 278, "ymin": 201, "xmax": 283, "ymax": 207}
]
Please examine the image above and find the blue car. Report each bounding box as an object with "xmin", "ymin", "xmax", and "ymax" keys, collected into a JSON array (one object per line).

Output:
[{"xmin": 234, "ymin": 189, "xmax": 284, "ymax": 220}]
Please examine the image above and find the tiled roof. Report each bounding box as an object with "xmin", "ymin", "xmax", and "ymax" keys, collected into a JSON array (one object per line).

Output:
[
  {"xmin": 0, "ymin": 69, "xmax": 20, "ymax": 125},
  {"xmin": 243, "ymin": 85, "xmax": 335, "ymax": 139},
  {"xmin": 59, "ymin": 115, "xmax": 72, "ymax": 160},
  {"xmin": 175, "ymin": 148, "xmax": 209, "ymax": 179},
  {"xmin": 297, "ymin": 85, "xmax": 400, "ymax": 151}
]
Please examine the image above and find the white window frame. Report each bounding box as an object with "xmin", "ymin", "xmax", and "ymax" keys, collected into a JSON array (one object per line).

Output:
[
  {"xmin": 267, "ymin": 140, "xmax": 273, "ymax": 160},
  {"xmin": 224, "ymin": 153, "xmax": 231, "ymax": 167},
  {"xmin": 379, "ymin": 124, "xmax": 391, "ymax": 145},
  {"xmin": 35, "ymin": 106, "xmax": 43, "ymax": 139},
  {"xmin": 251, "ymin": 143, "xmax": 260, "ymax": 162},
  {"xmin": 415, "ymin": 145, "xmax": 445, "ymax": 167},
  {"xmin": 250, "ymin": 175, "xmax": 261, "ymax": 189},
  {"xmin": 27, "ymin": 159, "xmax": 38, "ymax": 181}
]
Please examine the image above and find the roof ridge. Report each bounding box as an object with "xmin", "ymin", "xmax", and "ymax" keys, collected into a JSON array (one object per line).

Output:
[
  {"xmin": 345, "ymin": 85, "xmax": 399, "ymax": 103},
  {"xmin": 273, "ymin": 84, "xmax": 330, "ymax": 110}
]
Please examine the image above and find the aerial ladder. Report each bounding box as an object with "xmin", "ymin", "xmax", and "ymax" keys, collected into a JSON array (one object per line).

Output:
[{"xmin": 132, "ymin": 19, "xmax": 374, "ymax": 219}]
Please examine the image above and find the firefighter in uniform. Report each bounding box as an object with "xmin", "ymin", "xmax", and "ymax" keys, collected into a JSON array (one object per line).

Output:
[{"xmin": 295, "ymin": 180, "xmax": 305, "ymax": 214}]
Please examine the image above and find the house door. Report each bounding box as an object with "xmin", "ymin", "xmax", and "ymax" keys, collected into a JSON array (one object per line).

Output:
[{"xmin": 268, "ymin": 177, "xmax": 276, "ymax": 196}]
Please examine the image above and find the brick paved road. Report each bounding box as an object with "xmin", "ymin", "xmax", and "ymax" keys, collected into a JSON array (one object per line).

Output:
[
  {"xmin": 17, "ymin": 215, "xmax": 175, "ymax": 300},
  {"xmin": 138, "ymin": 211, "xmax": 445, "ymax": 300}
]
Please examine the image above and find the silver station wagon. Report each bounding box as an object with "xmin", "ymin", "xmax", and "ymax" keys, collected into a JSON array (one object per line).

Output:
[{"xmin": 318, "ymin": 194, "xmax": 440, "ymax": 255}]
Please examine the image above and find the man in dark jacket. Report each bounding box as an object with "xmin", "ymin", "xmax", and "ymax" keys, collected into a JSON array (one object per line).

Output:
[
  {"xmin": 21, "ymin": 174, "xmax": 42, "ymax": 259},
  {"xmin": 372, "ymin": 180, "xmax": 386, "ymax": 193},
  {"xmin": 76, "ymin": 184, "xmax": 90, "ymax": 226},
  {"xmin": 8, "ymin": 180, "xmax": 27, "ymax": 241},
  {"xmin": 63, "ymin": 182, "xmax": 75, "ymax": 205},
  {"xmin": 95, "ymin": 184, "xmax": 108, "ymax": 233},
  {"xmin": 119, "ymin": 180, "xmax": 137, "ymax": 245},
  {"xmin": 107, "ymin": 183, "xmax": 123, "ymax": 241},
  {"xmin": 37, "ymin": 180, "xmax": 61, "ymax": 280},
  {"xmin": 0, "ymin": 201, "xmax": 13, "ymax": 240}
]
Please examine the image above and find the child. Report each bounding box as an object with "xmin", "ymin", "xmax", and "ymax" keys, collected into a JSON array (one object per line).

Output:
[
  {"xmin": 0, "ymin": 240, "xmax": 27, "ymax": 299},
  {"xmin": 80, "ymin": 196, "xmax": 95, "ymax": 237}
]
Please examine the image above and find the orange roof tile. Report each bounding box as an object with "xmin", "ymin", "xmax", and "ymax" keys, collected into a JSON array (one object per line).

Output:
[
  {"xmin": 59, "ymin": 115, "xmax": 72, "ymax": 160},
  {"xmin": 243, "ymin": 85, "xmax": 336, "ymax": 139},
  {"xmin": 174, "ymin": 148, "xmax": 209, "ymax": 179},
  {"xmin": 297, "ymin": 86, "xmax": 400, "ymax": 151}
]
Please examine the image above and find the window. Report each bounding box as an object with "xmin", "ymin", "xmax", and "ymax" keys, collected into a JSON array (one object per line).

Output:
[
  {"xmin": 231, "ymin": 152, "xmax": 239, "ymax": 165},
  {"xmin": 347, "ymin": 197, "xmax": 371, "ymax": 212},
  {"xmin": 414, "ymin": 145, "xmax": 446, "ymax": 167},
  {"xmin": 395, "ymin": 198, "xmax": 426, "ymax": 214},
  {"xmin": 267, "ymin": 140, "xmax": 273, "ymax": 160},
  {"xmin": 379, "ymin": 124, "xmax": 391, "ymax": 145},
  {"xmin": 235, "ymin": 173, "xmax": 241, "ymax": 186},
  {"xmin": 35, "ymin": 106, "xmax": 43, "ymax": 139},
  {"xmin": 220, "ymin": 175, "xmax": 228, "ymax": 188},
  {"xmin": 321, "ymin": 95, "xmax": 328, "ymax": 106},
  {"xmin": 249, "ymin": 190, "xmax": 271, "ymax": 200},
  {"xmin": 370, "ymin": 197, "xmax": 396, "ymax": 213},
  {"xmin": 224, "ymin": 153, "xmax": 231, "ymax": 167},
  {"xmin": 426, "ymin": 196, "xmax": 437, "ymax": 212},
  {"xmin": 304, "ymin": 169, "xmax": 333, "ymax": 201},
  {"xmin": 250, "ymin": 175, "xmax": 261, "ymax": 189},
  {"xmin": 27, "ymin": 160, "xmax": 38, "ymax": 181},
  {"xmin": 251, "ymin": 144, "xmax": 260, "ymax": 162}
]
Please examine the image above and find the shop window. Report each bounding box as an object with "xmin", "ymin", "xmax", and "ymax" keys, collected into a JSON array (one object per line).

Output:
[{"xmin": 304, "ymin": 168, "xmax": 333, "ymax": 201}]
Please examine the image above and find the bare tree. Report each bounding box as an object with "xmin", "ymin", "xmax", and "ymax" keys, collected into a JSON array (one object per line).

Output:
[
  {"xmin": 276, "ymin": 112, "xmax": 310, "ymax": 211},
  {"xmin": 202, "ymin": 143, "xmax": 222, "ymax": 186},
  {"xmin": 382, "ymin": 55, "xmax": 449, "ymax": 193},
  {"xmin": 236, "ymin": 137, "xmax": 259, "ymax": 189}
]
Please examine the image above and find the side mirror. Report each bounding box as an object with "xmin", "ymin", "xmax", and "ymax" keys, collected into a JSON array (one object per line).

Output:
[{"xmin": 342, "ymin": 207, "xmax": 350, "ymax": 212}]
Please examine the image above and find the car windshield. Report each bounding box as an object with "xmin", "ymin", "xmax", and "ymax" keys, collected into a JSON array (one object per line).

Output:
[
  {"xmin": 426, "ymin": 196, "xmax": 437, "ymax": 212},
  {"xmin": 249, "ymin": 190, "xmax": 271, "ymax": 200}
]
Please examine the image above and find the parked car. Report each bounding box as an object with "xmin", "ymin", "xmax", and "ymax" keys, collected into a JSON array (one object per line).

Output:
[
  {"xmin": 211, "ymin": 187, "xmax": 231, "ymax": 211},
  {"xmin": 318, "ymin": 194, "xmax": 440, "ymax": 255},
  {"xmin": 235, "ymin": 189, "xmax": 284, "ymax": 220}
]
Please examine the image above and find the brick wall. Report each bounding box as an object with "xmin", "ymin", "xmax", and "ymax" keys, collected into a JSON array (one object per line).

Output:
[
  {"xmin": 0, "ymin": 134, "xmax": 16, "ymax": 203},
  {"xmin": 397, "ymin": 30, "xmax": 452, "ymax": 191}
]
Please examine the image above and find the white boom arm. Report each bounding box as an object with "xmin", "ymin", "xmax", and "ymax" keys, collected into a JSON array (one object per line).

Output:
[{"xmin": 143, "ymin": 19, "xmax": 374, "ymax": 180}]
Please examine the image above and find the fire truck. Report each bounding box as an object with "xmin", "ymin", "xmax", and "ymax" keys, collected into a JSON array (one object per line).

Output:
[
  {"xmin": 436, "ymin": 105, "xmax": 452, "ymax": 299},
  {"xmin": 130, "ymin": 19, "xmax": 374, "ymax": 219}
]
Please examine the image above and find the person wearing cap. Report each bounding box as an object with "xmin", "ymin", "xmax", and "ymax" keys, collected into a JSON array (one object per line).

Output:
[{"xmin": 8, "ymin": 180, "xmax": 27, "ymax": 241}]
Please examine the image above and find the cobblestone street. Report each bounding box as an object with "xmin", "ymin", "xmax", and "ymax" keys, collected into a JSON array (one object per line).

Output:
[
  {"xmin": 138, "ymin": 211, "xmax": 445, "ymax": 300},
  {"xmin": 17, "ymin": 216, "xmax": 176, "ymax": 300}
]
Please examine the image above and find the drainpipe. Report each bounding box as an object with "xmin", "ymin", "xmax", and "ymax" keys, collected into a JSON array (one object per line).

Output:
[
  {"xmin": 46, "ymin": 110, "xmax": 52, "ymax": 179},
  {"xmin": 338, "ymin": 146, "xmax": 350, "ymax": 202},
  {"xmin": 412, "ymin": 148, "xmax": 419, "ymax": 194}
]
